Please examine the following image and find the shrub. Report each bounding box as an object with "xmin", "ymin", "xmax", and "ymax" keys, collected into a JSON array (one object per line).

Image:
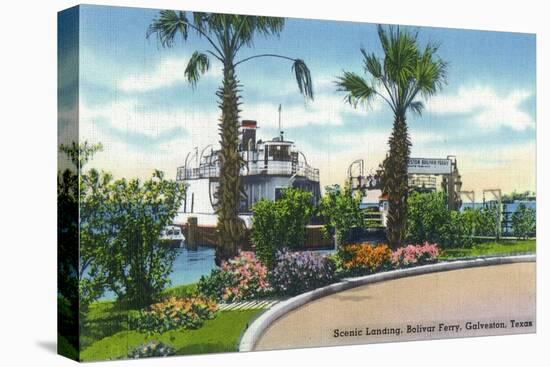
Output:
[
  {"xmin": 459, "ymin": 208, "xmax": 481, "ymax": 245},
  {"xmin": 407, "ymin": 191, "xmax": 475, "ymax": 248},
  {"xmin": 406, "ymin": 192, "xmax": 448, "ymax": 245},
  {"xmin": 198, "ymin": 252, "xmax": 272, "ymax": 302},
  {"xmin": 391, "ymin": 242, "xmax": 440, "ymax": 268},
  {"xmin": 442, "ymin": 210, "xmax": 475, "ymax": 248},
  {"xmin": 128, "ymin": 341, "xmax": 175, "ymax": 358},
  {"xmin": 511, "ymin": 204, "xmax": 536, "ymax": 239},
  {"xmin": 197, "ymin": 269, "xmax": 236, "ymax": 302},
  {"xmin": 338, "ymin": 243, "xmax": 392, "ymax": 275},
  {"xmin": 219, "ymin": 252, "xmax": 272, "ymax": 302},
  {"xmin": 251, "ymin": 188, "xmax": 314, "ymax": 268},
  {"xmin": 128, "ymin": 296, "xmax": 218, "ymax": 334},
  {"xmin": 270, "ymin": 250, "xmax": 335, "ymax": 296},
  {"xmin": 318, "ymin": 184, "xmax": 364, "ymax": 245},
  {"xmin": 472, "ymin": 205, "xmax": 500, "ymax": 237},
  {"xmin": 250, "ymin": 199, "xmax": 280, "ymax": 269}
]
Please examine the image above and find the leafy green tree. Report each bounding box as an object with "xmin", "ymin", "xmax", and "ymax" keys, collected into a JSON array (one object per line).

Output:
[
  {"xmin": 406, "ymin": 191, "xmax": 449, "ymax": 245},
  {"xmin": 511, "ymin": 204, "xmax": 536, "ymax": 239},
  {"xmin": 278, "ymin": 187, "xmax": 315, "ymax": 248},
  {"xmin": 59, "ymin": 141, "xmax": 103, "ymax": 173},
  {"xmin": 318, "ymin": 184, "xmax": 364, "ymax": 246},
  {"xmin": 251, "ymin": 188, "xmax": 314, "ymax": 268},
  {"xmin": 460, "ymin": 208, "xmax": 481, "ymax": 238},
  {"xmin": 502, "ymin": 190, "xmax": 536, "ymax": 203},
  {"xmin": 78, "ymin": 169, "xmax": 115, "ymax": 308},
  {"xmin": 57, "ymin": 169, "xmax": 80, "ymax": 353},
  {"xmin": 336, "ymin": 25, "xmax": 447, "ymax": 248},
  {"xmin": 250, "ymin": 199, "xmax": 280, "ymax": 269},
  {"xmin": 477, "ymin": 205, "xmax": 499, "ymax": 237},
  {"xmin": 61, "ymin": 142, "xmax": 187, "ymax": 309},
  {"xmin": 147, "ymin": 11, "xmax": 314, "ymax": 265},
  {"xmin": 406, "ymin": 191, "xmax": 474, "ymax": 248},
  {"xmin": 57, "ymin": 141, "xmax": 103, "ymax": 352},
  {"xmin": 80, "ymin": 170, "xmax": 187, "ymax": 308}
]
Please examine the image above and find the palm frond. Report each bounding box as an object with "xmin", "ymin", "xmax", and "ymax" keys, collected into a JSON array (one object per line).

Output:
[
  {"xmin": 185, "ymin": 51, "xmax": 210, "ymax": 88},
  {"xmin": 192, "ymin": 12, "xmax": 209, "ymax": 33},
  {"xmin": 231, "ymin": 16, "xmax": 284, "ymax": 49},
  {"xmin": 231, "ymin": 16, "xmax": 256, "ymax": 48},
  {"xmin": 378, "ymin": 25, "xmax": 419, "ymax": 91},
  {"xmin": 335, "ymin": 71, "xmax": 376, "ymax": 108},
  {"xmin": 377, "ymin": 25, "xmax": 391, "ymax": 57},
  {"xmin": 292, "ymin": 59, "xmax": 314, "ymax": 100},
  {"xmin": 146, "ymin": 10, "xmax": 189, "ymax": 47},
  {"xmin": 414, "ymin": 42, "xmax": 448, "ymax": 98},
  {"xmin": 408, "ymin": 100, "xmax": 424, "ymax": 116},
  {"xmin": 361, "ymin": 48, "xmax": 383, "ymax": 80},
  {"xmin": 207, "ymin": 13, "xmax": 227, "ymax": 36},
  {"xmin": 254, "ymin": 16, "xmax": 285, "ymax": 36}
]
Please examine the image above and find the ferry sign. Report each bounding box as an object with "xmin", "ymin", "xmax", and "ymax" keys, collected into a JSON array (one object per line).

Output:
[{"xmin": 408, "ymin": 158, "xmax": 452, "ymax": 175}]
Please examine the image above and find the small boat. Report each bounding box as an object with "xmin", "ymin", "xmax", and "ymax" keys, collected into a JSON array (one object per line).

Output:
[{"xmin": 159, "ymin": 225, "xmax": 186, "ymax": 248}]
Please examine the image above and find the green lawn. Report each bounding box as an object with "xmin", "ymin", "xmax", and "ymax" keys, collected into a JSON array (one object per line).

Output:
[
  {"xmin": 80, "ymin": 283, "xmax": 200, "ymax": 349},
  {"xmin": 162, "ymin": 283, "xmax": 199, "ymax": 298},
  {"xmin": 81, "ymin": 309, "xmax": 260, "ymax": 361},
  {"xmin": 79, "ymin": 284, "xmax": 261, "ymax": 362},
  {"xmin": 441, "ymin": 239, "xmax": 536, "ymax": 259}
]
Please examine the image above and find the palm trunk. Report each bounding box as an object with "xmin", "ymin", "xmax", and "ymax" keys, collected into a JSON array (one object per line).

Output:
[
  {"xmin": 383, "ymin": 115, "xmax": 411, "ymax": 249},
  {"xmin": 215, "ymin": 61, "xmax": 245, "ymax": 265}
]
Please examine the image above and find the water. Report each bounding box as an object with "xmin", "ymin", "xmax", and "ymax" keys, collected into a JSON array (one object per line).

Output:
[
  {"xmin": 97, "ymin": 245, "xmax": 217, "ymax": 301},
  {"xmin": 169, "ymin": 245, "xmax": 217, "ymax": 285}
]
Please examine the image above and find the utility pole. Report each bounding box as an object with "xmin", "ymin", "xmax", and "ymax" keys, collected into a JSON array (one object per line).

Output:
[
  {"xmin": 446, "ymin": 155, "xmax": 461, "ymax": 210},
  {"xmin": 459, "ymin": 190, "xmax": 475, "ymax": 208},
  {"xmin": 483, "ymin": 189, "xmax": 502, "ymax": 241}
]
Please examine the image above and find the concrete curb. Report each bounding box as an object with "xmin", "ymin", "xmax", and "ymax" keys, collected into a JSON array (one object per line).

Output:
[{"xmin": 238, "ymin": 254, "xmax": 536, "ymax": 352}]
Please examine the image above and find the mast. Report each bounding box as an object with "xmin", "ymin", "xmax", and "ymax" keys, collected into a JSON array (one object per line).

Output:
[{"xmin": 278, "ymin": 104, "xmax": 284, "ymax": 141}]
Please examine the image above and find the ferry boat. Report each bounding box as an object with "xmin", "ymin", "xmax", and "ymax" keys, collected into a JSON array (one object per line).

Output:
[{"xmin": 175, "ymin": 119, "xmax": 321, "ymax": 226}]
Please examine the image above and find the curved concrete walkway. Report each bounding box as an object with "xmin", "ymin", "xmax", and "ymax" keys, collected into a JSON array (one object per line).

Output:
[{"xmin": 253, "ymin": 262, "xmax": 536, "ymax": 351}]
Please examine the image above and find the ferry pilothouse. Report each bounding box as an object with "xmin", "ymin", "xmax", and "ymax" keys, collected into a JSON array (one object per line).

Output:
[{"xmin": 175, "ymin": 119, "xmax": 321, "ymax": 227}]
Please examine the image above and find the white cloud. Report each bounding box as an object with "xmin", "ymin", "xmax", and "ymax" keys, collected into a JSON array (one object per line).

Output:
[
  {"xmin": 80, "ymin": 99, "xmax": 218, "ymax": 139},
  {"xmin": 240, "ymin": 93, "xmax": 383, "ymax": 129},
  {"xmin": 79, "ymin": 102, "xmax": 221, "ymax": 180},
  {"xmin": 79, "ymin": 98, "xmax": 221, "ymax": 178},
  {"xmin": 426, "ymin": 85, "xmax": 534, "ymax": 130},
  {"xmin": 78, "ymin": 95, "xmax": 535, "ymax": 195},
  {"xmin": 118, "ymin": 57, "xmax": 222, "ymax": 93},
  {"xmin": 327, "ymin": 128, "xmax": 445, "ymax": 161}
]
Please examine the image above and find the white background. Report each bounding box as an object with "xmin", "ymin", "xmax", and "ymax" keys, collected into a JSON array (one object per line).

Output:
[{"xmin": 0, "ymin": 0, "xmax": 547, "ymax": 366}]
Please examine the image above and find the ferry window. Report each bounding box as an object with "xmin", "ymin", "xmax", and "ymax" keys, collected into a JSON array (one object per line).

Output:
[{"xmin": 268, "ymin": 145, "xmax": 290, "ymax": 161}]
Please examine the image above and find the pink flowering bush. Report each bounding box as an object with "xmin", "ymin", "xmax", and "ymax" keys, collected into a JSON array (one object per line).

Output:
[
  {"xmin": 221, "ymin": 251, "xmax": 272, "ymax": 302},
  {"xmin": 198, "ymin": 252, "xmax": 272, "ymax": 302},
  {"xmin": 391, "ymin": 242, "xmax": 440, "ymax": 268}
]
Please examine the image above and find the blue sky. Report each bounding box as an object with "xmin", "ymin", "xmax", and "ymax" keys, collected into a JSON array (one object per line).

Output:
[{"xmin": 59, "ymin": 4, "xmax": 536, "ymax": 194}]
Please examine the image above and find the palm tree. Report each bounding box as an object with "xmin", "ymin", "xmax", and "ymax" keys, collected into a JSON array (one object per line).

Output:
[
  {"xmin": 147, "ymin": 11, "xmax": 314, "ymax": 264},
  {"xmin": 336, "ymin": 25, "xmax": 446, "ymax": 248}
]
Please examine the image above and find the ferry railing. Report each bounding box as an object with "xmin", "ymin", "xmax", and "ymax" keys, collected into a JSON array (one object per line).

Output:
[{"xmin": 177, "ymin": 161, "xmax": 320, "ymax": 182}]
